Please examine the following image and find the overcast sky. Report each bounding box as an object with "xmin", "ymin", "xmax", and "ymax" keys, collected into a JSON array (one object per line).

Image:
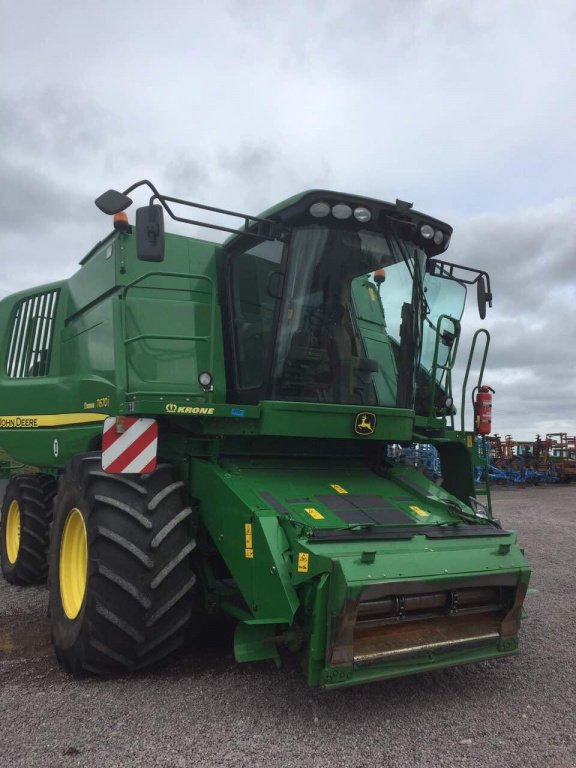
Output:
[{"xmin": 1, "ymin": 0, "xmax": 575, "ymax": 440}]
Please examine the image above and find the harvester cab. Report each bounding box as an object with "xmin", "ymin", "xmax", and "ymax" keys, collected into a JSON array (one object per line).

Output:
[{"xmin": 0, "ymin": 179, "xmax": 529, "ymax": 688}]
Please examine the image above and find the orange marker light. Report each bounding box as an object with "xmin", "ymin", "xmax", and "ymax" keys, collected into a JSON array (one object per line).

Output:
[
  {"xmin": 113, "ymin": 212, "xmax": 130, "ymax": 232},
  {"xmin": 374, "ymin": 268, "xmax": 386, "ymax": 285}
]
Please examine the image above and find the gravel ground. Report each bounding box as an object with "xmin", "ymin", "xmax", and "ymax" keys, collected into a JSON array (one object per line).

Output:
[{"xmin": 0, "ymin": 485, "xmax": 574, "ymax": 768}]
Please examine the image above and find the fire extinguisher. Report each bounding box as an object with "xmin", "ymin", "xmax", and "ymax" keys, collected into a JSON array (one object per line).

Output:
[{"xmin": 473, "ymin": 385, "xmax": 495, "ymax": 434}]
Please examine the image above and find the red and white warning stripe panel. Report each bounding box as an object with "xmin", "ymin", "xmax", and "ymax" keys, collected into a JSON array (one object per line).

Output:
[{"xmin": 102, "ymin": 417, "xmax": 158, "ymax": 474}]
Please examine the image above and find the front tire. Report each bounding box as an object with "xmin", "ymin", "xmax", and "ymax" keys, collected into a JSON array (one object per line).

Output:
[
  {"xmin": 1, "ymin": 474, "xmax": 56, "ymax": 585},
  {"xmin": 49, "ymin": 453, "xmax": 196, "ymax": 675}
]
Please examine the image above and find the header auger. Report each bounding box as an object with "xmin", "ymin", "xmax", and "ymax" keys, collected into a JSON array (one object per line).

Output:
[{"xmin": 0, "ymin": 181, "xmax": 529, "ymax": 687}]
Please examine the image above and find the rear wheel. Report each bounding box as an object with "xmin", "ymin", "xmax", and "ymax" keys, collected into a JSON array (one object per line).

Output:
[
  {"xmin": 1, "ymin": 474, "xmax": 56, "ymax": 584},
  {"xmin": 49, "ymin": 453, "xmax": 197, "ymax": 675}
]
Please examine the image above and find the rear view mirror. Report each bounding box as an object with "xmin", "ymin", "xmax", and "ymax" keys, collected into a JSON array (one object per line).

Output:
[
  {"xmin": 476, "ymin": 276, "xmax": 492, "ymax": 320},
  {"xmin": 136, "ymin": 205, "xmax": 165, "ymax": 262},
  {"xmin": 477, "ymin": 279, "xmax": 486, "ymax": 320},
  {"xmin": 95, "ymin": 189, "xmax": 133, "ymax": 215}
]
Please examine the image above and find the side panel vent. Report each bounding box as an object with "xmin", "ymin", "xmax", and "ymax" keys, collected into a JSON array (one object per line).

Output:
[{"xmin": 6, "ymin": 290, "xmax": 60, "ymax": 378}]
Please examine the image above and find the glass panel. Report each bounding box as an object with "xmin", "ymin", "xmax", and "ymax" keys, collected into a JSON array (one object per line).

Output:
[
  {"xmin": 231, "ymin": 239, "xmax": 284, "ymax": 389},
  {"xmin": 420, "ymin": 274, "xmax": 466, "ymax": 378},
  {"xmin": 378, "ymin": 260, "xmax": 416, "ymax": 344},
  {"xmin": 271, "ymin": 226, "xmax": 411, "ymax": 405}
]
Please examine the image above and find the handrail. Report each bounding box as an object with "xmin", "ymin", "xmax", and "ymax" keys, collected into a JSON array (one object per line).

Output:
[
  {"xmin": 124, "ymin": 334, "xmax": 211, "ymax": 344},
  {"xmin": 427, "ymin": 314, "xmax": 461, "ymax": 425},
  {"xmin": 119, "ymin": 178, "xmax": 280, "ymax": 241},
  {"xmin": 121, "ymin": 270, "xmax": 214, "ymax": 297},
  {"xmin": 460, "ymin": 329, "xmax": 490, "ymax": 433}
]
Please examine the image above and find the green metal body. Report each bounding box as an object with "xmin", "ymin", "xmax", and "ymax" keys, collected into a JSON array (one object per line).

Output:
[{"xmin": 0, "ymin": 188, "xmax": 530, "ymax": 687}]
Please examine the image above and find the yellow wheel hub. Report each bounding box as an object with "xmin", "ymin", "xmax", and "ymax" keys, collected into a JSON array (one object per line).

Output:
[
  {"xmin": 59, "ymin": 508, "xmax": 88, "ymax": 620},
  {"xmin": 5, "ymin": 499, "xmax": 21, "ymax": 564}
]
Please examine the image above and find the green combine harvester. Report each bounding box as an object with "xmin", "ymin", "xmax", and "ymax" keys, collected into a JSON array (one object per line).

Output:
[{"xmin": 0, "ymin": 181, "xmax": 530, "ymax": 687}]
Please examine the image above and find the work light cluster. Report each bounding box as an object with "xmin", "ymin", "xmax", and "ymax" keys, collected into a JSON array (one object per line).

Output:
[
  {"xmin": 309, "ymin": 201, "xmax": 372, "ymax": 223},
  {"xmin": 309, "ymin": 201, "xmax": 446, "ymax": 245},
  {"xmin": 418, "ymin": 223, "xmax": 445, "ymax": 245}
]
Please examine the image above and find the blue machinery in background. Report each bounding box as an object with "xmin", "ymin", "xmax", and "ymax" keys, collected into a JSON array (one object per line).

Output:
[
  {"xmin": 473, "ymin": 438, "xmax": 560, "ymax": 486},
  {"xmin": 389, "ymin": 439, "xmax": 561, "ymax": 486},
  {"xmin": 388, "ymin": 444, "xmax": 442, "ymax": 480}
]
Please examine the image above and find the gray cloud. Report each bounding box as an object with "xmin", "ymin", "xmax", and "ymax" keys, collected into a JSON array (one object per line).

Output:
[
  {"xmin": 450, "ymin": 199, "xmax": 576, "ymax": 438},
  {"xmin": 0, "ymin": 90, "xmax": 116, "ymax": 172},
  {"xmin": 164, "ymin": 157, "xmax": 209, "ymax": 197},
  {"xmin": 0, "ymin": 156, "xmax": 93, "ymax": 233}
]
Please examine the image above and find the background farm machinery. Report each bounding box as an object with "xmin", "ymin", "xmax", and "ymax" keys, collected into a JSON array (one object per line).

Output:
[
  {"xmin": 392, "ymin": 432, "xmax": 576, "ymax": 487},
  {"xmin": 473, "ymin": 433, "xmax": 576, "ymax": 486}
]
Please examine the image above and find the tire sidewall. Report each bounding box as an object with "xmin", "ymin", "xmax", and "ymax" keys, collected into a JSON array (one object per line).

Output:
[
  {"xmin": 0, "ymin": 485, "xmax": 19, "ymax": 581},
  {"xmin": 48, "ymin": 481, "xmax": 92, "ymax": 655}
]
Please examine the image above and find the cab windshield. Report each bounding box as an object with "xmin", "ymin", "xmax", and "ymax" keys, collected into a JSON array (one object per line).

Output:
[{"xmin": 270, "ymin": 225, "xmax": 426, "ymax": 406}]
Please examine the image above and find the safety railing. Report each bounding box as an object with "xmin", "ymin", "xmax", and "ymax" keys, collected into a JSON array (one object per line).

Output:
[
  {"xmin": 427, "ymin": 314, "xmax": 461, "ymax": 427},
  {"xmin": 461, "ymin": 329, "xmax": 491, "ymax": 511},
  {"xmin": 460, "ymin": 329, "xmax": 490, "ymax": 433}
]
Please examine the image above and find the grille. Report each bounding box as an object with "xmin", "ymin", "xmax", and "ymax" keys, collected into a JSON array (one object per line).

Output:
[
  {"xmin": 328, "ymin": 581, "xmax": 520, "ymax": 668},
  {"xmin": 6, "ymin": 290, "xmax": 59, "ymax": 378},
  {"xmin": 356, "ymin": 586, "xmax": 505, "ymax": 628}
]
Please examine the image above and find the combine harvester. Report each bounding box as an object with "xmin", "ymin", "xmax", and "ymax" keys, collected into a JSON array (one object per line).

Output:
[{"xmin": 0, "ymin": 181, "xmax": 530, "ymax": 687}]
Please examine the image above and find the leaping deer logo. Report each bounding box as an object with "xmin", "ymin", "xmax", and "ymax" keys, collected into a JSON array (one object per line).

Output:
[{"xmin": 354, "ymin": 412, "xmax": 376, "ymax": 435}]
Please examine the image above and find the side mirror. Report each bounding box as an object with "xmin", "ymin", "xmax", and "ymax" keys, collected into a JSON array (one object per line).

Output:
[
  {"xmin": 476, "ymin": 276, "xmax": 492, "ymax": 320},
  {"xmin": 267, "ymin": 271, "xmax": 284, "ymax": 299},
  {"xmin": 136, "ymin": 205, "xmax": 165, "ymax": 262},
  {"xmin": 95, "ymin": 189, "xmax": 132, "ymax": 215}
]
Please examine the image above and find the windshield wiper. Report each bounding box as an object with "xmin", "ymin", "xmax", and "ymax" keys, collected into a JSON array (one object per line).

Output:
[
  {"xmin": 441, "ymin": 500, "xmax": 501, "ymax": 529},
  {"xmin": 308, "ymin": 522, "xmax": 376, "ymax": 536}
]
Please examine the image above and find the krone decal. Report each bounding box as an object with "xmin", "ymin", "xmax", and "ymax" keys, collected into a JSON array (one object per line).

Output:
[{"xmin": 165, "ymin": 404, "xmax": 215, "ymax": 415}]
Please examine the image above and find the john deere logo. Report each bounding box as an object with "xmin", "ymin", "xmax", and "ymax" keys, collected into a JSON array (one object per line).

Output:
[{"xmin": 355, "ymin": 412, "xmax": 376, "ymax": 435}]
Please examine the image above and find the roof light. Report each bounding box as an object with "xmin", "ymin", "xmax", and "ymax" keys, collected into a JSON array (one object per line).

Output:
[
  {"xmin": 354, "ymin": 206, "xmax": 372, "ymax": 223},
  {"xmin": 310, "ymin": 201, "xmax": 330, "ymax": 218},
  {"xmin": 433, "ymin": 229, "xmax": 444, "ymax": 245},
  {"xmin": 373, "ymin": 268, "xmax": 386, "ymax": 285},
  {"xmin": 420, "ymin": 224, "xmax": 434, "ymax": 239},
  {"xmin": 113, "ymin": 212, "xmax": 130, "ymax": 233},
  {"xmin": 332, "ymin": 204, "xmax": 352, "ymax": 220}
]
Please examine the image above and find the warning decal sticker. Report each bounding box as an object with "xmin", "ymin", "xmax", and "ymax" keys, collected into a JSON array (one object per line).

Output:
[{"xmin": 297, "ymin": 552, "xmax": 309, "ymax": 573}]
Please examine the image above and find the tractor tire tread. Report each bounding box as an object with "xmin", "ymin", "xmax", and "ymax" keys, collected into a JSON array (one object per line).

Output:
[
  {"xmin": 93, "ymin": 494, "xmax": 153, "ymax": 529},
  {"xmin": 97, "ymin": 564, "xmax": 152, "ymax": 608},
  {"xmin": 49, "ymin": 454, "xmax": 197, "ymax": 676},
  {"xmin": 88, "ymin": 470, "xmax": 147, "ymax": 496},
  {"xmin": 20, "ymin": 526, "xmax": 48, "ymax": 548},
  {"xmin": 146, "ymin": 575, "xmax": 196, "ymax": 626},
  {"xmin": 148, "ymin": 481, "xmax": 185, "ymax": 512},
  {"xmin": 151, "ymin": 507, "xmax": 193, "ymax": 549},
  {"xmin": 1, "ymin": 473, "xmax": 57, "ymax": 585},
  {"xmin": 95, "ymin": 526, "xmax": 154, "ymax": 568},
  {"xmin": 137, "ymin": 610, "xmax": 191, "ymax": 657},
  {"xmin": 150, "ymin": 540, "xmax": 196, "ymax": 589},
  {"xmin": 95, "ymin": 604, "xmax": 145, "ymax": 642}
]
